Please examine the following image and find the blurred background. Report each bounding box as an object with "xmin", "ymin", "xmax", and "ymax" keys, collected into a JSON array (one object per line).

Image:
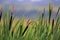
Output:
[{"xmin": 0, "ymin": 0, "xmax": 60, "ymax": 19}]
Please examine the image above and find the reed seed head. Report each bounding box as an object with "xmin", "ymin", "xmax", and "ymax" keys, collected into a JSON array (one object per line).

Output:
[
  {"xmin": 12, "ymin": 5, "xmax": 14, "ymax": 12},
  {"xmin": 49, "ymin": 3, "xmax": 53, "ymax": 10},
  {"xmin": 26, "ymin": 19, "xmax": 32, "ymax": 26}
]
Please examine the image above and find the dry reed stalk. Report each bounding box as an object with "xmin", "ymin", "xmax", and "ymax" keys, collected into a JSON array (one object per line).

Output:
[
  {"xmin": 41, "ymin": 8, "xmax": 45, "ymax": 25},
  {"xmin": 22, "ymin": 19, "xmax": 32, "ymax": 36},
  {"xmin": 0, "ymin": 8, "xmax": 2, "ymax": 22},
  {"xmin": 9, "ymin": 5, "xmax": 14, "ymax": 36},
  {"xmin": 51, "ymin": 18, "xmax": 54, "ymax": 34},
  {"xmin": 49, "ymin": 3, "xmax": 53, "ymax": 24}
]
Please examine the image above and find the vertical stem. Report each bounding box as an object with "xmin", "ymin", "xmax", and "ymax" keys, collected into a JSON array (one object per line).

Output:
[
  {"xmin": 52, "ymin": 19, "xmax": 54, "ymax": 34},
  {"xmin": 41, "ymin": 8, "xmax": 45, "ymax": 25},
  {"xmin": 49, "ymin": 3, "xmax": 53, "ymax": 24},
  {"xmin": 0, "ymin": 9, "xmax": 2, "ymax": 22}
]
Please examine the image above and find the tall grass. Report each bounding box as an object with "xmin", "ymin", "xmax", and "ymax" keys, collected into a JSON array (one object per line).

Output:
[{"xmin": 0, "ymin": 4, "xmax": 60, "ymax": 40}]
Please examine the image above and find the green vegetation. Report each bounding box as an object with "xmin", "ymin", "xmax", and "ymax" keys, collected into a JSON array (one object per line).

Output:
[{"xmin": 0, "ymin": 4, "xmax": 60, "ymax": 40}]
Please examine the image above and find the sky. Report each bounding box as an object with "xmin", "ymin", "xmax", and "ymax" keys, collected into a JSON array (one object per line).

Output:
[
  {"xmin": 0, "ymin": 0, "xmax": 60, "ymax": 19},
  {"xmin": 0, "ymin": 0, "xmax": 59, "ymax": 13},
  {"xmin": 0, "ymin": 0, "xmax": 60, "ymax": 11},
  {"xmin": 0, "ymin": 0, "xmax": 60, "ymax": 6}
]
